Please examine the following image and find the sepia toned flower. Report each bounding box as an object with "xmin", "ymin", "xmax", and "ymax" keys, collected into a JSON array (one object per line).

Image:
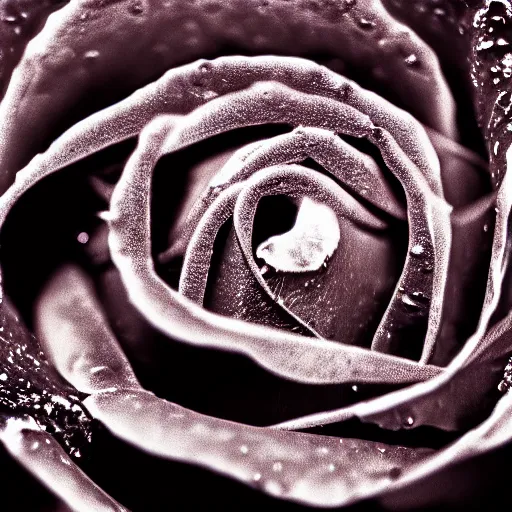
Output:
[{"xmin": 0, "ymin": 0, "xmax": 511, "ymax": 510}]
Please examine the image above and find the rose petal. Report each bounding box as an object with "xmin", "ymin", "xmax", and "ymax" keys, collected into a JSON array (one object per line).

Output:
[
  {"xmin": 0, "ymin": 0, "xmax": 455, "ymax": 191},
  {"xmin": 0, "ymin": 415, "xmax": 127, "ymax": 511}
]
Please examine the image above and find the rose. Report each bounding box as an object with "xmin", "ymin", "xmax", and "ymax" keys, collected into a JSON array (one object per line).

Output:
[
  {"xmin": 0, "ymin": 0, "xmax": 509, "ymax": 509},
  {"xmin": 0, "ymin": 0, "xmax": 510, "ymax": 510}
]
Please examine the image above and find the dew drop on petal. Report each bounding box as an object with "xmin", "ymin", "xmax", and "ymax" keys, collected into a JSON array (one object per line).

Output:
[
  {"xmin": 358, "ymin": 18, "xmax": 375, "ymax": 30},
  {"xmin": 410, "ymin": 244, "xmax": 424, "ymax": 256},
  {"xmin": 404, "ymin": 54, "xmax": 420, "ymax": 67},
  {"xmin": 272, "ymin": 461, "xmax": 283, "ymax": 472},
  {"xmin": 84, "ymin": 50, "xmax": 100, "ymax": 60},
  {"xmin": 77, "ymin": 232, "xmax": 89, "ymax": 244},
  {"xmin": 264, "ymin": 480, "xmax": 283, "ymax": 496},
  {"xmin": 403, "ymin": 416, "xmax": 415, "ymax": 428}
]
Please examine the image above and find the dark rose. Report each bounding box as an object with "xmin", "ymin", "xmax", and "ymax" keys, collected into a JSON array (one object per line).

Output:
[{"xmin": 0, "ymin": 0, "xmax": 511, "ymax": 510}]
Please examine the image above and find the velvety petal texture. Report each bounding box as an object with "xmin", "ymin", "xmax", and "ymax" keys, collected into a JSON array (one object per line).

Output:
[{"xmin": 1, "ymin": 1, "xmax": 512, "ymax": 511}]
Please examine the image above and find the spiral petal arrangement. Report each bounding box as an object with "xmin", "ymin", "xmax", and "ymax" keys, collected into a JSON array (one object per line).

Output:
[{"xmin": 0, "ymin": 0, "xmax": 511, "ymax": 511}]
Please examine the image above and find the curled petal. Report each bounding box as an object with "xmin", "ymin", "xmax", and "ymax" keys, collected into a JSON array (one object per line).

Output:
[
  {"xmin": 107, "ymin": 116, "xmax": 442, "ymax": 385},
  {"xmin": 0, "ymin": 0, "xmax": 455, "ymax": 190},
  {"xmin": 0, "ymin": 416, "xmax": 127, "ymax": 512},
  {"xmin": 162, "ymin": 125, "xmax": 405, "ymax": 261},
  {"xmin": 84, "ymin": 388, "xmax": 432, "ymax": 509},
  {"xmin": 34, "ymin": 264, "xmax": 140, "ymax": 395}
]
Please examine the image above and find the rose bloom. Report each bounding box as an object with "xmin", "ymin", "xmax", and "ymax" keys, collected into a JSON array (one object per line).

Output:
[{"xmin": 0, "ymin": 0, "xmax": 511, "ymax": 510}]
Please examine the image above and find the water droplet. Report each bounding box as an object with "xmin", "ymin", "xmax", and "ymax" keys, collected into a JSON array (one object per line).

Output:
[
  {"xmin": 404, "ymin": 54, "xmax": 420, "ymax": 67},
  {"xmin": 477, "ymin": 39, "xmax": 494, "ymax": 51},
  {"xmin": 370, "ymin": 122, "xmax": 385, "ymax": 139},
  {"xmin": 129, "ymin": 0, "xmax": 144, "ymax": 15},
  {"xmin": 403, "ymin": 415, "xmax": 415, "ymax": 428},
  {"xmin": 328, "ymin": 463, "xmax": 336, "ymax": 472},
  {"xmin": 351, "ymin": 385, "xmax": 358, "ymax": 392},
  {"xmin": 77, "ymin": 232, "xmax": 89, "ymax": 244},
  {"xmin": 484, "ymin": 224, "xmax": 489, "ymax": 232},
  {"xmin": 199, "ymin": 62, "xmax": 212, "ymax": 75},
  {"xmin": 264, "ymin": 480, "xmax": 283, "ymax": 496},
  {"xmin": 240, "ymin": 445, "xmax": 249, "ymax": 455},
  {"xmin": 358, "ymin": 18, "xmax": 375, "ymax": 30},
  {"xmin": 401, "ymin": 294, "xmax": 420, "ymax": 308},
  {"xmin": 401, "ymin": 291, "xmax": 429, "ymax": 310},
  {"xmin": 253, "ymin": 473, "xmax": 262, "ymax": 482},
  {"xmin": 272, "ymin": 461, "xmax": 283, "ymax": 472},
  {"xmin": 84, "ymin": 50, "xmax": 100, "ymax": 60},
  {"xmin": 421, "ymin": 263, "xmax": 433, "ymax": 274},
  {"xmin": 410, "ymin": 244, "xmax": 424, "ymax": 256},
  {"xmin": 389, "ymin": 467, "xmax": 402, "ymax": 479}
]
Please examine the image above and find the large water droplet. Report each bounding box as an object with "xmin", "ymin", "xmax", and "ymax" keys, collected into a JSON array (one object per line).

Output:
[
  {"xmin": 77, "ymin": 232, "xmax": 89, "ymax": 244},
  {"xmin": 403, "ymin": 415, "xmax": 415, "ymax": 428},
  {"xmin": 410, "ymin": 244, "xmax": 424, "ymax": 256}
]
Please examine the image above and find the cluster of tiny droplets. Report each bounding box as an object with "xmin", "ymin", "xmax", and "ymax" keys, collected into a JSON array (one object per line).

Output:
[
  {"xmin": 498, "ymin": 356, "xmax": 512, "ymax": 392},
  {"xmin": 0, "ymin": 302, "xmax": 93, "ymax": 458}
]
